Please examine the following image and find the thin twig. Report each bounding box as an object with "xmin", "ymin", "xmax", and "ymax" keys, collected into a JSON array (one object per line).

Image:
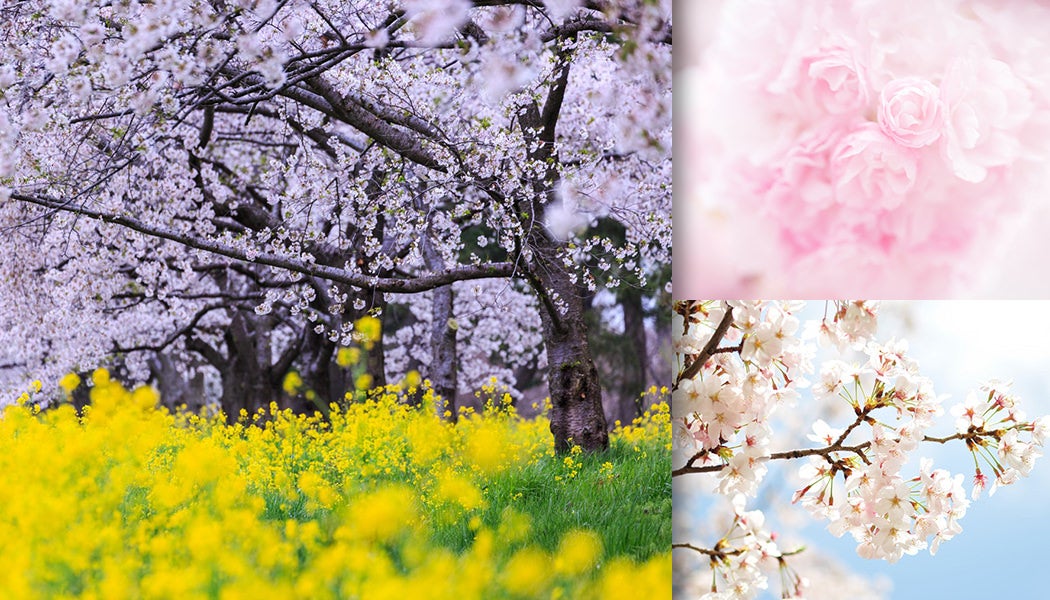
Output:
[
  {"xmin": 676, "ymin": 302, "xmax": 735, "ymax": 386},
  {"xmin": 671, "ymin": 431, "xmax": 978, "ymax": 478}
]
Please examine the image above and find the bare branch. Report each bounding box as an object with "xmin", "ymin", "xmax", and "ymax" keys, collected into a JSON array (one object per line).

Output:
[{"xmin": 12, "ymin": 192, "xmax": 519, "ymax": 293}]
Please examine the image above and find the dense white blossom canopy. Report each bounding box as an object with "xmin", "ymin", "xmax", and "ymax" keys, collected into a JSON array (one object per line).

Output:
[{"xmin": 0, "ymin": 0, "xmax": 671, "ymax": 417}]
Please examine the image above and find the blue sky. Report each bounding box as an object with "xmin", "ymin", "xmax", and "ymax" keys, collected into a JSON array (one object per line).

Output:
[{"xmin": 674, "ymin": 301, "xmax": 1050, "ymax": 599}]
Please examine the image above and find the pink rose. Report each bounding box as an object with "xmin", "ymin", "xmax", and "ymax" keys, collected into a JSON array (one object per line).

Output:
[
  {"xmin": 831, "ymin": 123, "xmax": 918, "ymax": 210},
  {"xmin": 940, "ymin": 56, "xmax": 1034, "ymax": 183},
  {"xmin": 759, "ymin": 124, "xmax": 842, "ymax": 211},
  {"xmin": 877, "ymin": 77, "xmax": 946, "ymax": 148},
  {"xmin": 799, "ymin": 44, "xmax": 870, "ymax": 116},
  {"xmin": 754, "ymin": 125, "xmax": 845, "ymax": 255}
]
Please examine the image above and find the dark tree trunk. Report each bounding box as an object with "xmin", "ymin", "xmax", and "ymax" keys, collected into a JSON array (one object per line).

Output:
[
  {"xmin": 427, "ymin": 284, "xmax": 458, "ymax": 421},
  {"xmin": 621, "ymin": 286, "xmax": 648, "ymax": 419},
  {"xmin": 383, "ymin": 301, "xmax": 425, "ymax": 406},
  {"xmin": 361, "ymin": 169, "xmax": 388, "ymax": 390},
  {"xmin": 423, "ymin": 230, "xmax": 458, "ymax": 421},
  {"xmin": 529, "ymin": 236, "xmax": 609, "ymax": 453},
  {"xmin": 218, "ymin": 311, "xmax": 283, "ymax": 420},
  {"xmin": 365, "ymin": 292, "xmax": 388, "ymax": 390},
  {"xmin": 149, "ymin": 353, "xmax": 207, "ymax": 413},
  {"xmin": 296, "ymin": 327, "xmax": 336, "ymax": 412}
]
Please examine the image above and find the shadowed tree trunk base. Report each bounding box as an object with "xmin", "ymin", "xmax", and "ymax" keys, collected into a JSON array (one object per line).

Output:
[
  {"xmin": 534, "ymin": 265, "xmax": 609, "ymax": 453},
  {"xmin": 547, "ymin": 348, "xmax": 608, "ymax": 453}
]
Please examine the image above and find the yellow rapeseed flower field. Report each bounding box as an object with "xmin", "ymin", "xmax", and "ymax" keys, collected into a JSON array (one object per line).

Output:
[{"xmin": 0, "ymin": 376, "xmax": 670, "ymax": 599}]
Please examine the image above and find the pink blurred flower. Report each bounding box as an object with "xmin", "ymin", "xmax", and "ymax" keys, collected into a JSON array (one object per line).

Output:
[
  {"xmin": 831, "ymin": 123, "xmax": 918, "ymax": 210},
  {"xmin": 683, "ymin": 0, "xmax": 1050, "ymax": 297},
  {"xmin": 754, "ymin": 124, "xmax": 842, "ymax": 255},
  {"xmin": 798, "ymin": 43, "xmax": 870, "ymax": 116},
  {"xmin": 759, "ymin": 125, "xmax": 841, "ymax": 212},
  {"xmin": 940, "ymin": 56, "xmax": 1034, "ymax": 182},
  {"xmin": 877, "ymin": 77, "xmax": 946, "ymax": 148}
]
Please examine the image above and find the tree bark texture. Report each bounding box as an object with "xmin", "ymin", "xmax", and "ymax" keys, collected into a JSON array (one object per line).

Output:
[
  {"xmin": 620, "ymin": 286, "xmax": 649, "ymax": 419},
  {"xmin": 423, "ymin": 230, "xmax": 459, "ymax": 422},
  {"xmin": 530, "ymin": 236, "xmax": 609, "ymax": 453},
  {"xmin": 218, "ymin": 311, "xmax": 284, "ymax": 420}
]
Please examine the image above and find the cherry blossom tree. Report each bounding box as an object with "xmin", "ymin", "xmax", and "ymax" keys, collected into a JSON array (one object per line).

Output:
[
  {"xmin": 0, "ymin": 0, "xmax": 671, "ymax": 452},
  {"xmin": 672, "ymin": 301, "xmax": 1050, "ymax": 598}
]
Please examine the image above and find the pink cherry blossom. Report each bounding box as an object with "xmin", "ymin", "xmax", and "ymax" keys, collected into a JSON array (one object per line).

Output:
[
  {"xmin": 797, "ymin": 42, "xmax": 871, "ymax": 116},
  {"xmin": 758, "ymin": 124, "xmax": 841, "ymax": 212},
  {"xmin": 949, "ymin": 392, "xmax": 988, "ymax": 433},
  {"xmin": 807, "ymin": 419, "xmax": 843, "ymax": 446},
  {"xmin": 877, "ymin": 77, "xmax": 946, "ymax": 148},
  {"xmin": 681, "ymin": 0, "xmax": 1050, "ymax": 296},
  {"xmin": 971, "ymin": 469, "xmax": 988, "ymax": 500},
  {"xmin": 940, "ymin": 56, "xmax": 1035, "ymax": 182},
  {"xmin": 1032, "ymin": 415, "xmax": 1050, "ymax": 445},
  {"xmin": 676, "ymin": 300, "xmax": 1050, "ymax": 596},
  {"xmin": 831, "ymin": 123, "xmax": 919, "ymax": 211},
  {"xmin": 718, "ymin": 452, "xmax": 768, "ymax": 497}
]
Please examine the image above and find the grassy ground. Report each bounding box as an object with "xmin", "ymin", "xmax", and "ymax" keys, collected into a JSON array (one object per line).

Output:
[{"xmin": 431, "ymin": 434, "xmax": 671, "ymax": 560}]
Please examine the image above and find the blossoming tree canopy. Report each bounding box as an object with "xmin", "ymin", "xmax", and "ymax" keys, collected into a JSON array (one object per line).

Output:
[
  {"xmin": 0, "ymin": 0, "xmax": 671, "ymax": 452},
  {"xmin": 672, "ymin": 301, "xmax": 1050, "ymax": 599},
  {"xmin": 679, "ymin": 0, "xmax": 1050, "ymax": 297}
]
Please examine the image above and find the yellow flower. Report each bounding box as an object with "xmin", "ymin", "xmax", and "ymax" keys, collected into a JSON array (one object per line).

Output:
[
  {"xmin": 91, "ymin": 367, "xmax": 110, "ymax": 386},
  {"xmin": 131, "ymin": 385, "xmax": 159, "ymax": 410},
  {"xmin": 598, "ymin": 556, "xmax": 671, "ymax": 600},
  {"xmin": 496, "ymin": 507, "xmax": 532, "ymax": 544},
  {"xmin": 0, "ymin": 368, "xmax": 670, "ymax": 599},
  {"xmin": 282, "ymin": 371, "xmax": 303, "ymax": 395},
  {"xmin": 354, "ymin": 373, "xmax": 373, "ymax": 391},
  {"xmin": 89, "ymin": 375, "xmax": 130, "ymax": 414},
  {"xmin": 554, "ymin": 530, "xmax": 602, "ymax": 576},
  {"xmin": 344, "ymin": 484, "xmax": 417, "ymax": 542},
  {"xmin": 500, "ymin": 547, "xmax": 549, "ymax": 596},
  {"xmin": 463, "ymin": 422, "xmax": 511, "ymax": 476},
  {"xmin": 298, "ymin": 470, "xmax": 339, "ymax": 509},
  {"xmin": 175, "ymin": 439, "xmax": 237, "ymax": 486},
  {"xmin": 58, "ymin": 372, "xmax": 81, "ymax": 397},
  {"xmin": 354, "ymin": 315, "xmax": 382, "ymax": 349},
  {"xmin": 336, "ymin": 346, "xmax": 362, "ymax": 368},
  {"xmin": 434, "ymin": 473, "xmax": 486, "ymax": 511},
  {"xmin": 402, "ymin": 369, "xmax": 421, "ymax": 390}
]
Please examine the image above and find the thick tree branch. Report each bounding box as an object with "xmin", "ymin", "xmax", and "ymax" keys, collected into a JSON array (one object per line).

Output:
[
  {"xmin": 211, "ymin": 66, "xmax": 444, "ymax": 171},
  {"xmin": 671, "ymin": 542, "xmax": 743, "ymax": 559},
  {"xmin": 185, "ymin": 334, "xmax": 226, "ymax": 370},
  {"xmin": 12, "ymin": 192, "xmax": 519, "ymax": 293}
]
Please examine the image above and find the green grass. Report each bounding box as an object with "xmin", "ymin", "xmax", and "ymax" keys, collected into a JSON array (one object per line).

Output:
[{"xmin": 428, "ymin": 436, "xmax": 670, "ymax": 561}]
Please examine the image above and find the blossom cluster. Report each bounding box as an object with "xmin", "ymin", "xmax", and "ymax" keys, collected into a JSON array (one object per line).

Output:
[
  {"xmin": 673, "ymin": 300, "xmax": 811, "ymax": 497},
  {"xmin": 794, "ymin": 343, "xmax": 1048, "ymax": 563},
  {"xmin": 692, "ymin": 494, "xmax": 806, "ymax": 599},
  {"xmin": 687, "ymin": 1, "xmax": 1050, "ymax": 295},
  {"xmin": 3, "ymin": 377, "xmax": 670, "ymax": 599},
  {"xmin": 798, "ymin": 345, "xmax": 961, "ymax": 561},
  {"xmin": 673, "ymin": 300, "xmax": 1050, "ymax": 598}
]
